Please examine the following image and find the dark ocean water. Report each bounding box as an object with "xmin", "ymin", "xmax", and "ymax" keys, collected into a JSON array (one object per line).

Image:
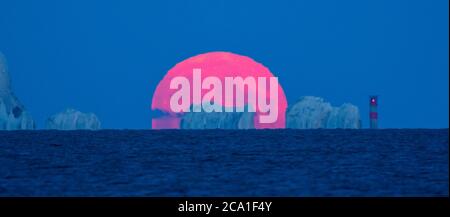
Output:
[{"xmin": 0, "ymin": 129, "xmax": 448, "ymax": 196}]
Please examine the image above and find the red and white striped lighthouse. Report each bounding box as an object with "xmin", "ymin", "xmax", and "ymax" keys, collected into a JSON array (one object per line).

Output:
[{"xmin": 369, "ymin": 96, "xmax": 378, "ymax": 129}]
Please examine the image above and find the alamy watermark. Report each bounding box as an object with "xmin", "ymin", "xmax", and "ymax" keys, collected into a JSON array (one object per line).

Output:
[{"xmin": 169, "ymin": 68, "xmax": 279, "ymax": 124}]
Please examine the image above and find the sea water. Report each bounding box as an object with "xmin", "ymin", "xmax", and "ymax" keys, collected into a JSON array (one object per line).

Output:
[{"xmin": 0, "ymin": 129, "xmax": 448, "ymax": 196}]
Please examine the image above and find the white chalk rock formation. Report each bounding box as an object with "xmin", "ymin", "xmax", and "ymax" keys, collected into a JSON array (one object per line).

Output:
[
  {"xmin": 326, "ymin": 103, "xmax": 361, "ymax": 129},
  {"xmin": 0, "ymin": 52, "xmax": 35, "ymax": 130},
  {"xmin": 180, "ymin": 104, "xmax": 255, "ymax": 129},
  {"xmin": 46, "ymin": 108, "xmax": 101, "ymax": 130},
  {"xmin": 286, "ymin": 96, "xmax": 361, "ymax": 129}
]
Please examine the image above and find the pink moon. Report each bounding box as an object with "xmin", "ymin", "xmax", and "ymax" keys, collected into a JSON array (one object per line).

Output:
[{"xmin": 151, "ymin": 51, "xmax": 287, "ymax": 129}]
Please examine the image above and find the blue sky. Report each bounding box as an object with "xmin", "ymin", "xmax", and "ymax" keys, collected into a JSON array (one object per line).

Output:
[{"xmin": 0, "ymin": 0, "xmax": 448, "ymax": 129}]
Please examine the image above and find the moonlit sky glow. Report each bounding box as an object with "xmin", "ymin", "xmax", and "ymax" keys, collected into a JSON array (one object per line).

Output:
[{"xmin": 0, "ymin": 0, "xmax": 448, "ymax": 129}]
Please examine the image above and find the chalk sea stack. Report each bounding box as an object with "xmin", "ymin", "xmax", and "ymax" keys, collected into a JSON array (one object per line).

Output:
[
  {"xmin": 0, "ymin": 52, "xmax": 35, "ymax": 130},
  {"xmin": 46, "ymin": 108, "xmax": 101, "ymax": 130},
  {"xmin": 286, "ymin": 96, "xmax": 361, "ymax": 129}
]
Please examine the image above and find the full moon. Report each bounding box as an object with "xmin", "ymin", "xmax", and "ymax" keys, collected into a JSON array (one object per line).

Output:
[{"xmin": 151, "ymin": 51, "xmax": 287, "ymax": 129}]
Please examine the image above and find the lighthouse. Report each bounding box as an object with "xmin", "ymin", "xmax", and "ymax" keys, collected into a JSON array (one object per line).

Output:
[{"xmin": 369, "ymin": 96, "xmax": 378, "ymax": 129}]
